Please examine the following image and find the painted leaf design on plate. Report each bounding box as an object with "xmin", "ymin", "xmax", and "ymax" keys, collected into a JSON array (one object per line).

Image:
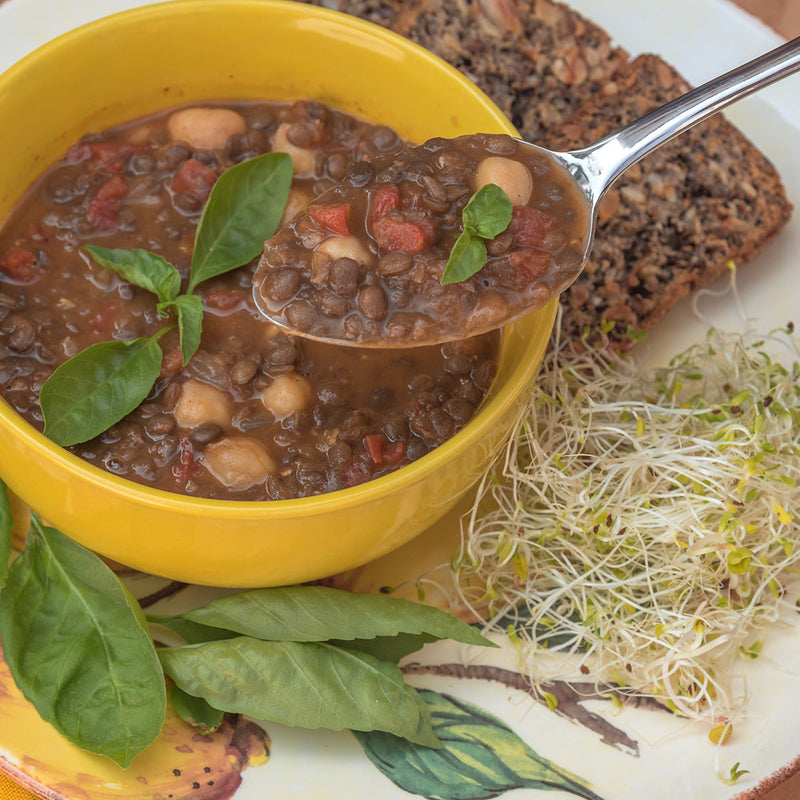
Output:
[{"xmin": 353, "ymin": 689, "xmax": 606, "ymax": 800}]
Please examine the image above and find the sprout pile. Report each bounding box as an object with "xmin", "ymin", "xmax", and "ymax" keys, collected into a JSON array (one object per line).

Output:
[{"xmin": 454, "ymin": 323, "xmax": 800, "ymax": 724}]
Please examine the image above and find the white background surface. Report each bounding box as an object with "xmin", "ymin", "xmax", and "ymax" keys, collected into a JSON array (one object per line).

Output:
[{"xmin": 0, "ymin": 1, "xmax": 799, "ymax": 799}]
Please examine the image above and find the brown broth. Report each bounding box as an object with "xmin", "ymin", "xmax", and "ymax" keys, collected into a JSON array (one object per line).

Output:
[
  {"xmin": 0, "ymin": 100, "xmax": 500, "ymax": 500},
  {"xmin": 255, "ymin": 133, "xmax": 589, "ymax": 345}
]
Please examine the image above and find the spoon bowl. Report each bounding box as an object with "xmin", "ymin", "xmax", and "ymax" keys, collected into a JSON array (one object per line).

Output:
[
  {"xmin": 254, "ymin": 35, "xmax": 800, "ymax": 347},
  {"xmin": 254, "ymin": 132, "xmax": 590, "ymax": 346}
]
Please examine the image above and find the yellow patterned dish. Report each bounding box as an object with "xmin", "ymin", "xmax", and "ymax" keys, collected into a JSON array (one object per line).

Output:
[{"xmin": 0, "ymin": 0, "xmax": 556, "ymax": 587}]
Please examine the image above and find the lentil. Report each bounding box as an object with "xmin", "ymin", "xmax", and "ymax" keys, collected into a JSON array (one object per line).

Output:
[{"xmin": 0, "ymin": 100, "xmax": 500, "ymax": 500}]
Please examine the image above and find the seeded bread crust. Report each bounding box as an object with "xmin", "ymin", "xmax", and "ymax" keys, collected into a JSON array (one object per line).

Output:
[
  {"xmin": 540, "ymin": 55, "xmax": 793, "ymax": 346},
  {"xmin": 307, "ymin": 0, "xmax": 629, "ymax": 140},
  {"xmin": 303, "ymin": 0, "xmax": 792, "ymax": 348}
]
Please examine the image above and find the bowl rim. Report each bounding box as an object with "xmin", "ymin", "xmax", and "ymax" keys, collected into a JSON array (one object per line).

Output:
[{"xmin": 0, "ymin": 0, "xmax": 557, "ymax": 518}]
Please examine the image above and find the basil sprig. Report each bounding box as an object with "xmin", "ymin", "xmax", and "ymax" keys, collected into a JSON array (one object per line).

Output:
[
  {"xmin": 0, "ymin": 512, "xmax": 167, "ymax": 767},
  {"xmin": 151, "ymin": 585, "xmax": 493, "ymax": 747},
  {"xmin": 39, "ymin": 331, "xmax": 170, "ymax": 447},
  {"xmin": 82, "ymin": 247, "xmax": 182, "ymax": 303},
  {"xmin": 0, "ymin": 503, "xmax": 496, "ymax": 763},
  {"xmin": 189, "ymin": 151, "xmax": 292, "ymax": 291},
  {"xmin": 39, "ymin": 151, "xmax": 293, "ymax": 447},
  {"xmin": 169, "ymin": 684, "xmax": 224, "ymax": 735},
  {"xmin": 441, "ymin": 183, "xmax": 513, "ymax": 284},
  {"xmin": 160, "ymin": 583, "xmax": 492, "ymax": 648}
]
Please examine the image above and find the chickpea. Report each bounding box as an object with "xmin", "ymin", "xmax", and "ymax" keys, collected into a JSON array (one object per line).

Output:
[
  {"xmin": 173, "ymin": 379, "xmax": 233, "ymax": 429},
  {"xmin": 167, "ymin": 107, "xmax": 247, "ymax": 151},
  {"xmin": 126, "ymin": 125, "xmax": 152, "ymax": 145},
  {"xmin": 316, "ymin": 234, "xmax": 374, "ymax": 267},
  {"xmin": 261, "ymin": 322, "xmax": 281, "ymax": 342},
  {"xmin": 272, "ymin": 123, "xmax": 316, "ymax": 175},
  {"xmin": 261, "ymin": 373, "xmax": 313, "ymax": 418},
  {"xmin": 203, "ymin": 436, "xmax": 275, "ymax": 491},
  {"xmin": 475, "ymin": 156, "xmax": 533, "ymax": 206}
]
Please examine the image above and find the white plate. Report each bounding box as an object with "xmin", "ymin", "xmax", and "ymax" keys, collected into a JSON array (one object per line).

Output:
[{"xmin": 0, "ymin": 1, "xmax": 799, "ymax": 799}]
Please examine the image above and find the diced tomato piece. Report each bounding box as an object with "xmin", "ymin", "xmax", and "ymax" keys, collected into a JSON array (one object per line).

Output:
[
  {"xmin": 364, "ymin": 434, "xmax": 406, "ymax": 467},
  {"xmin": 509, "ymin": 206, "xmax": 559, "ymax": 248},
  {"xmin": 87, "ymin": 175, "xmax": 129, "ymax": 230},
  {"xmin": 66, "ymin": 143, "xmax": 92, "ymax": 164},
  {"xmin": 161, "ymin": 346, "xmax": 184, "ymax": 377},
  {"xmin": 90, "ymin": 302, "xmax": 120, "ymax": 335},
  {"xmin": 98, "ymin": 174, "xmax": 130, "ymax": 199},
  {"xmin": 309, "ymin": 203, "xmax": 351, "ymax": 236},
  {"xmin": 340, "ymin": 457, "xmax": 373, "ymax": 488},
  {"xmin": 369, "ymin": 184, "xmax": 401, "ymax": 224},
  {"xmin": 508, "ymin": 247, "xmax": 550, "ymax": 286},
  {"xmin": 90, "ymin": 143, "xmax": 138, "ymax": 173},
  {"xmin": 373, "ymin": 210, "xmax": 436, "ymax": 254},
  {"xmin": 204, "ymin": 288, "xmax": 242, "ymax": 312},
  {"xmin": 67, "ymin": 142, "xmax": 142, "ymax": 172},
  {"xmin": 170, "ymin": 158, "xmax": 217, "ymax": 203},
  {"xmin": 1, "ymin": 246, "xmax": 38, "ymax": 282},
  {"xmin": 91, "ymin": 142, "xmax": 128, "ymax": 162},
  {"xmin": 173, "ymin": 436, "xmax": 197, "ymax": 484},
  {"xmin": 382, "ymin": 440, "xmax": 406, "ymax": 466},
  {"xmin": 364, "ymin": 434, "xmax": 384, "ymax": 465}
]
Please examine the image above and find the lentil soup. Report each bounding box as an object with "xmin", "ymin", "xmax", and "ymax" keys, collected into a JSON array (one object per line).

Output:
[
  {"xmin": 0, "ymin": 100, "xmax": 499, "ymax": 501},
  {"xmin": 255, "ymin": 133, "xmax": 590, "ymax": 346}
]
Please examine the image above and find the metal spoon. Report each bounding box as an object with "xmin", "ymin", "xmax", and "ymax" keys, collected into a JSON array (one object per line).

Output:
[{"xmin": 254, "ymin": 36, "xmax": 800, "ymax": 347}]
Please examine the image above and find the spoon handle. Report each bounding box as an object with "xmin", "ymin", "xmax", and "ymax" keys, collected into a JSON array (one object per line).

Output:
[{"xmin": 571, "ymin": 35, "xmax": 800, "ymax": 203}]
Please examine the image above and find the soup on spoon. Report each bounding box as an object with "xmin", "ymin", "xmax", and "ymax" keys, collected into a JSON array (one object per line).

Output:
[
  {"xmin": 254, "ymin": 35, "xmax": 800, "ymax": 347},
  {"xmin": 253, "ymin": 133, "xmax": 588, "ymax": 346}
]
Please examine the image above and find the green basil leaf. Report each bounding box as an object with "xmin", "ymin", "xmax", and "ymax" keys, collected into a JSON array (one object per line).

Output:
[
  {"xmin": 462, "ymin": 183, "xmax": 513, "ymax": 239},
  {"xmin": 0, "ymin": 477, "xmax": 12, "ymax": 589},
  {"xmin": 40, "ymin": 330, "xmax": 167, "ymax": 446},
  {"xmin": 159, "ymin": 637, "xmax": 440, "ymax": 747},
  {"xmin": 148, "ymin": 615, "xmax": 238, "ymax": 644},
  {"xmin": 354, "ymin": 689, "xmax": 604, "ymax": 800},
  {"xmin": 189, "ymin": 152, "xmax": 293, "ymax": 291},
  {"xmin": 441, "ymin": 231, "xmax": 487, "ymax": 285},
  {"xmin": 83, "ymin": 245, "xmax": 181, "ymax": 303},
  {"xmin": 442, "ymin": 184, "xmax": 513, "ymax": 285},
  {"xmin": 158, "ymin": 294, "xmax": 204, "ymax": 365},
  {"xmin": 0, "ymin": 514, "xmax": 166, "ymax": 767},
  {"xmin": 170, "ymin": 684, "xmax": 224, "ymax": 735},
  {"xmin": 177, "ymin": 585, "xmax": 494, "ymax": 649},
  {"xmin": 330, "ymin": 632, "xmax": 438, "ymax": 663}
]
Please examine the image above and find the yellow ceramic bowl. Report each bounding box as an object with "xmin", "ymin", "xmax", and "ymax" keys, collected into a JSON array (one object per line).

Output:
[{"xmin": 0, "ymin": 0, "xmax": 556, "ymax": 587}]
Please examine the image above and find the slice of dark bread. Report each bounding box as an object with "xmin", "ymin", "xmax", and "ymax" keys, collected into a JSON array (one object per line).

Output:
[
  {"xmin": 539, "ymin": 55, "xmax": 792, "ymax": 347},
  {"xmin": 304, "ymin": 0, "xmax": 630, "ymax": 139},
  {"xmin": 300, "ymin": 0, "xmax": 793, "ymax": 349}
]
